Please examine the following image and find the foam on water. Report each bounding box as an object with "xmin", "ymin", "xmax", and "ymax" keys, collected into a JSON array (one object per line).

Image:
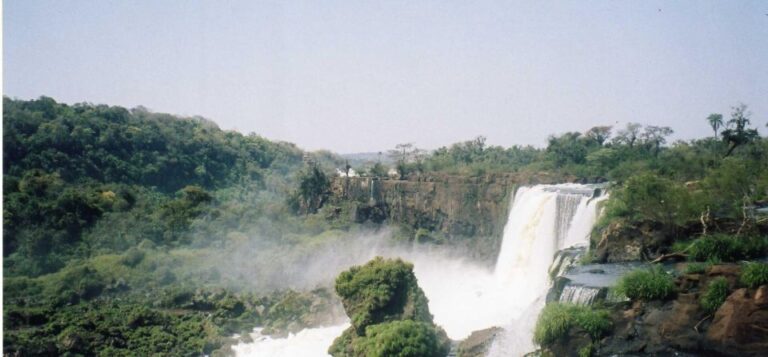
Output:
[{"xmin": 231, "ymin": 324, "xmax": 350, "ymax": 357}]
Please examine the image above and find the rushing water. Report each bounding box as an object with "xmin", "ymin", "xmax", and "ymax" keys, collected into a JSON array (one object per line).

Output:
[
  {"xmin": 559, "ymin": 285, "xmax": 602, "ymax": 305},
  {"xmin": 233, "ymin": 184, "xmax": 607, "ymax": 356},
  {"xmin": 232, "ymin": 325, "xmax": 350, "ymax": 357}
]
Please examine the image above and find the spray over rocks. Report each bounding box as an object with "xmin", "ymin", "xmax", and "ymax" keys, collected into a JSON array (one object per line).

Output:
[{"xmin": 233, "ymin": 184, "xmax": 607, "ymax": 356}]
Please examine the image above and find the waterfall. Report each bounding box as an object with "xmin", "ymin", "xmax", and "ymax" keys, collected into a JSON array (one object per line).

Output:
[
  {"xmin": 233, "ymin": 183, "xmax": 607, "ymax": 357},
  {"xmin": 487, "ymin": 184, "xmax": 605, "ymax": 356},
  {"xmin": 559, "ymin": 285, "xmax": 602, "ymax": 305}
]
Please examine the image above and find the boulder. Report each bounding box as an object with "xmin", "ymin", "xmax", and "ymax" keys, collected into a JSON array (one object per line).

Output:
[
  {"xmin": 328, "ymin": 257, "xmax": 450, "ymax": 357},
  {"xmin": 595, "ymin": 220, "xmax": 673, "ymax": 263},
  {"xmin": 594, "ymin": 221, "xmax": 644, "ymax": 262},
  {"xmin": 706, "ymin": 264, "xmax": 742, "ymax": 288},
  {"xmin": 658, "ymin": 293, "xmax": 702, "ymax": 351},
  {"xmin": 457, "ymin": 327, "xmax": 503, "ymax": 357},
  {"xmin": 706, "ymin": 287, "xmax": 768, "ymax": 356}
]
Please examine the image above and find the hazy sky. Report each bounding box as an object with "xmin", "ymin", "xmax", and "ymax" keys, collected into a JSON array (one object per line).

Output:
[{"xmin": 4, "ymin": 1, "xmax": 768, "ymax": 153}]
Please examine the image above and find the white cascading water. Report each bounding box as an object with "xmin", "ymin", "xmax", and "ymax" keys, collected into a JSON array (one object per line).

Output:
[
  {"xmin": 559, "ymin": 285, "xmax": 602, "ymax": 306},
  {"xmin": 233, "ymin": 184, "xmax": 607, "ymax": 357}
]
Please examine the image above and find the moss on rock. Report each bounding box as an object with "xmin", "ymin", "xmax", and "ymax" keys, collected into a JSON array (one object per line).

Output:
[{"xmin": 329, "ymin": 257, "xmax": 450, "ymax": 357}]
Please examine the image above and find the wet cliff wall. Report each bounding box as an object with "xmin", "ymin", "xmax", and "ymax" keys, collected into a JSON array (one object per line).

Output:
[{"xmin": 328, "ymin": 173, "xmax": 561, "ymax": 258}]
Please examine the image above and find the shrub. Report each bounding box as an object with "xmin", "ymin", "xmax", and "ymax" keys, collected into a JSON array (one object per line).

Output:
[
  {"xmin": 616, "ymin": 267, "xmax": 675, "ymax": 301},
  {"xmin": 121, "ymin": 247, "xmax": 145, "ymax": 267},
  {"xmin": 700, "ymin": 277, "xmax": 729, "ymax": 314},
  {"xmin": 534, "ymin": 304, "xmax": 572, "ymax": 345},
  {"xmin": 684, "ymin": 262, "xmax": 709, "ymax": 274},
  {"xmin": 353, "ymin": 320, "xmax": 450, "ymax": 357},
  {"xmin": 611, "ymin": 173, "xmax": 700, "ymax": 227},
  {"xmin": 741, "ymin": 262, "xmax": 768, "ymax": 288},
  {"xmin": 574, "ymin": 308, "xmax": 612, "ymax": 340},
  {"xmin": 334, "ymin": 257, "xmax": 432, "ymax": 334},
  {"xmin": 534, "ymin": 303, "xmax": 612, "ymax": 346},
  {"xmin": 688, "ymin": 234, "xmax": 768, "ymax": 262},
  {"xmin": 578, "ymin": 343, "xmax": 596, "ymax": 357}
]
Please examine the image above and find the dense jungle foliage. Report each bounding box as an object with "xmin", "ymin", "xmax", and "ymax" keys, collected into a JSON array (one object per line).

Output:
[
  {"xmin": 2, "ymin": 96, "xmax": 351, "ymax": 355},
  {"xmin": 3, "ymin": 96, "xmax": 767, "ymax": 355}
]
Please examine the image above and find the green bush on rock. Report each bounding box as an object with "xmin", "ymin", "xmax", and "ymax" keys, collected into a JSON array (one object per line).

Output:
[
  {"xmin": 329, "ymin": 257, "xmax": 449, "ymax": 357},
  {"xmin": 741, "ymin": 262, "xmax": 768, "ymax": 288},
  {"xmin": 334, "ymin": 257, "xmax": 432, "ymax": 334},
  {"xmin": 353, "ymin": 320, "xmax": 450, "ymax": 357},
  {"xmin": 534, "ymin": 303, "xmax": 572, "ymax": 345},
  {"xmin": 684, "ymin": 262, "xmax": 709, "ymax": 274},
  {"xmin": 700, "ymin": 277, "xmax": 729, "ymax": 314},
  {"xmin": 688, "ymin": 234, "xmax": 768, "ymax": 262},
  {"xmin": 534, "ymin": 303, "xmax": 612, "ymax": 346},
  {"xmin": 616, "ymin": 267, "xmax": 675, "ymax": 301}
]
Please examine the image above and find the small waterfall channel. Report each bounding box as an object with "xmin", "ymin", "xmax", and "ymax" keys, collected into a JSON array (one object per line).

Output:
[{"xmin": 233, "ymin": 184, "xmax": 608, "ymax": 356}]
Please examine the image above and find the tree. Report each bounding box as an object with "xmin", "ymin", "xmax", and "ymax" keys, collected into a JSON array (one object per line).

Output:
[
  {"xmin": 721, "ymin": 104, "xmax": 759, "ymax": 157},
  {"xmin": 388, "ymin": 143, "xmax": 423, "ymax": 179},
  {"xmin": 546, "ymin": 132, "xmax": 588, "ymax": 165},
  {"xmin": 617, "ymin": 173, "xmax": 700, "ymax": 227},
  {"xmin": 640, "ymin": 125, "xmax": 673, "ymax": 156},
  {"xmin": 388, "ymin": 143, "xmax": 415, "ymax": 164},
  {"xmin": 707, "ymin": 113, "xmax": 724, "ymax": 139},
  {"xmin": 370, "ymin": 162, "xmax": 388, "ymax": 177},
  {"xmin": 294, "ymin": 164, "xmax": 330, "ymax": 214},
  {"xmin": 585, "ymin": 126, "xmax": 612, "ymax": 146},
  {"xmin": 612, "ymin": 123, "xmax": 642, "ymax": 148}
]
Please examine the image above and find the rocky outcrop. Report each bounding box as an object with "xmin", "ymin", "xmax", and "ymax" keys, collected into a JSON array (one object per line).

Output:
[
  {"xmin": 543, "ymin": 263, "xmax": 768, "ymax": 356},
  {"xmin": 595, "ymin": 220, "xmax": 673, "ymax": 263},
  {"xmin": 330, "ymin": 174, "xmax": 530, "ymax": 259},
  {"xmin": 328, "ymin": 257, "xmax": 450, "ymax": 357},
  {"xmin": 456, "ymin": 327, "xmax": 503, "ymax": 357},
  {"xmin": 331, "ymin": 174, "xmax": 522, "ymax": 236},
  {"xmin": 706, "ymin": 286, "xmax": 768, "ymax": 356}
]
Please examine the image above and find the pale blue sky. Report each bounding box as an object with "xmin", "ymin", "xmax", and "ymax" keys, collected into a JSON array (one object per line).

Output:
[{"xmin": 4, "ymin": 1, "xmax": 768, "ymax": 153}]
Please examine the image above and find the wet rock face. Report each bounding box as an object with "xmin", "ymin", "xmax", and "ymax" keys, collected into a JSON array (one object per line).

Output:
[
  {"xmin": 456, "ymin": 327, "xmax": 503, "ymax": 357},
  {"xmin": 706, "ymin": 286, "xmax": 768, "ymax": 356},
  {"xmin": 330, "ymin": 174, "xmax": 521, "ymax": 257},
  {"xmin": 595, "ymin": 220, "xmax": 672, "ymax": 263}
]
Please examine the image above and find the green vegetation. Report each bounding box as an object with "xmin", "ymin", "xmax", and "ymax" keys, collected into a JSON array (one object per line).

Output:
[
  {"xmin": 352, "ymin": 320, "xmax": 450, "ymax": 357},
  {"xmin": 5, "ymin": 95, "xmax": 768, "ymax": 354},
  {"xmin": 578, "ymin": 342, "xmax": 596, "ymax": 357},
  {"xmin": 684, "ymin": 262, "xmax": 709, "ymax": 274},
  {"xmin": 289, "ymin": 164, "xmax": 331, "ymax": 214},
  {"xmin": 334, "ymin": 257, "xmax": 432, "ymax": 334},
  {"xmin": 616, "ymin": 267, "xmax": 676, "ymax": 301},
  {"xmin": 329, "ymin": 257, "xmax": 449, "ymax": 357},
  {"xmin": 687, "ymin": 234, "xmax": 768, "ymax": 263},
  {"xmin": 740, "ymin": 262, "xmax": 768, "ymax": 288},
  {"xmin": 533, "ymin": 303, "xmax": 612, "ymax": 346},
  {"xmin": 700, "ymin": 277, "xmax": 730, "ymax": 314},
  {"xmin": 2, "ymin": 96, "xmax": 357, "ymax": 355},
  {"xmin": 721, "ymin": 104, "xmax": 760, "ymax": 157},
  {"xmin": 3, "ymin": 96, "xmax": 308, "ymax": 276}
]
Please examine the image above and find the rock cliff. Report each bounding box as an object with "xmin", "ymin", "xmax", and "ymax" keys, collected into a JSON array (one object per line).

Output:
[
  {"xmin": 329, "ymin": 173, "xmax": 554, "ymax": 259},
  {"xmin": 543, "ymin": 263, "xmax": 768, "ymax": 356}
]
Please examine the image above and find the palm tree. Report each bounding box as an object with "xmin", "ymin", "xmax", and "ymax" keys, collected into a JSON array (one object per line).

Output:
[{"xmin": 706, "ymin": 113, "xmax": 723, "ymax": 138}]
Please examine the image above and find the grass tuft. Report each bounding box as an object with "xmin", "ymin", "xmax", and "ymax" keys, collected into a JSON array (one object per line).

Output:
[
  {"xmin": 534, "ymin": 303, "xmax": 612, "ymax": 346},
  {"xmin": 700, "ymin": 277, "xmax": 729, "ymax": 314},
  {"xmin": 616, "ymin": 267, "xmax": 675, "ymax": 301},
  {"xmin": 740, "ymin": 262, "xmax": 768, "ymax": 288}
]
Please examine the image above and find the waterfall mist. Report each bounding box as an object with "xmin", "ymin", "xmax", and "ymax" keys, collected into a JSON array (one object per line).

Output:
[{"xmin": 233, "ymin": 184, "xmax": 607, "ymax": 356}]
